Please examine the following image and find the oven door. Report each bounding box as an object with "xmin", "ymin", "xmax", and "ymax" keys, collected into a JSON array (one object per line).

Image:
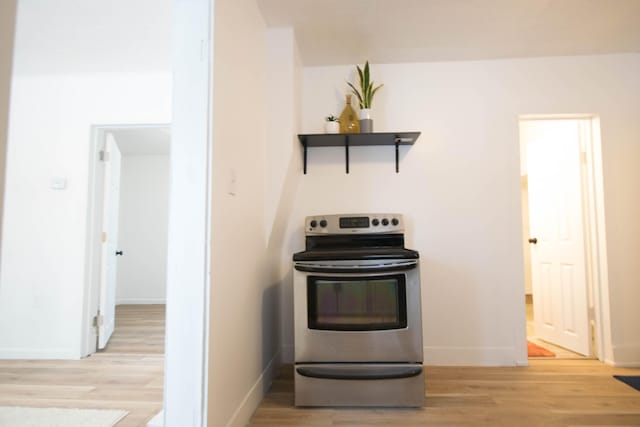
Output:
[{"xmin": 293, "ymin": 259, "xmax": 422, "ymax": 363}]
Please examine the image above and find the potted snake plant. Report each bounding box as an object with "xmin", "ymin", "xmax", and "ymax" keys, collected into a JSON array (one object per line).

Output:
[{"xmin": 347, "ymin": 61, "xmax": 383, "ymax": 133}]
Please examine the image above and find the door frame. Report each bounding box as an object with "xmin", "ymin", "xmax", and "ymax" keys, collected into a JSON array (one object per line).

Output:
[
  {"xmin": 519, "ymin": 114, "xmax": 612, "ymax": 363},
  {"xmin": 82, "ymin": 123, "xmax": 171, "ymax": 357}
]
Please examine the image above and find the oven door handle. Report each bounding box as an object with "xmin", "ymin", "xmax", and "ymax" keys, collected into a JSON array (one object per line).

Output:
[
  {"xmin": 294, "ymin": 261, "xmax": 417, "ymax": 274},
  {"xmin": 296, "ymin": 365, "xmax": 423, "ymax": 381}
]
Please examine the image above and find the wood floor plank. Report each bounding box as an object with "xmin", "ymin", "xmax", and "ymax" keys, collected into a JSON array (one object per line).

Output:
[
  {"xmin": 249, "ymin": 361, "xmax": 640, "ymax": 426},
  {"xmin": 0, "ymin": 304, "xmax": 165, "ymax": 426}
]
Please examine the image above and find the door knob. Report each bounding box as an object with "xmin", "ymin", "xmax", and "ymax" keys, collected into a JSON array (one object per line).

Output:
[
  {"xmin": 115, "ymin": 250, "xmax": 124, "ymax": 256},
  {"xmin": 528, "ymin": 238, "xmax": 538, "ymax": 244}
]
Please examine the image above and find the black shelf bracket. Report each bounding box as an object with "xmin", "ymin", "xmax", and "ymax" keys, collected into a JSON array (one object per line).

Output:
[
  {"xmin": 395, "ymin": 141, "xmax": 400, "ymax": 173},
  {"xmin": 345, "ymin": 137, "xmax": 350, "ymax": 174},
  {"xmin": 303, "ymin": 141, "xmax": 308, "ymax": 174}
]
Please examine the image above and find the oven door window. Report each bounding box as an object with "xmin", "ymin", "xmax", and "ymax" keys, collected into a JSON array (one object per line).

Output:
[{"xmin": 307, "ymin": 275, "xmax": 407, "ymax": 331}]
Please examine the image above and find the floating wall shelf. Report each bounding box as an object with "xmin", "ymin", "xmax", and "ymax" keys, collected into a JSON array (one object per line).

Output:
[{"xmin": 297, "ymin": 132, "xmax": 420, "ymax": 174}]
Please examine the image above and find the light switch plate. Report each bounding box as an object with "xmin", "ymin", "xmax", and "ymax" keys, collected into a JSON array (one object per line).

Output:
[{"xmin": 51, "ymin": 177, "xmax": 67, "ymax": 190}]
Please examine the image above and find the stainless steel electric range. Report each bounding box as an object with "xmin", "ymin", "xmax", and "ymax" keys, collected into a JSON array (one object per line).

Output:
[{"xmin": 292, "ymin": 213, "xmax": 424, "ymax": 407}]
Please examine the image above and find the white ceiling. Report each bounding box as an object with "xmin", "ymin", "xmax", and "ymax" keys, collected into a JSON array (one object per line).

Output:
[
  {"xmin": 110, "ymin": 127, "xmax": 170, "ymax": 156},
  {"xmin": 257, "ymin": 0, "xmax": 640, "ymax": 65},
  {"xmin": 11, "ymin": 0, "xmax": 640, "ymax": 74}
]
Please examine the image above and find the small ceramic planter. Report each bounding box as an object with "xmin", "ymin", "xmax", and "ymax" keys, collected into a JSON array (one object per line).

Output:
[
  {"xmin": 325, "ymin": 121, "xmax": 340, "ymax": 134},
  {"xmin": 359, "ymin": 109, "xmax": 373, "ymax": 133}
]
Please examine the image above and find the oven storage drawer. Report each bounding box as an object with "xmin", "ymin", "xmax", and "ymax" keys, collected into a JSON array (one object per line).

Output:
[
  {"xmin": 294, "ymin": 363, "xmax": 425, "ymax": 407},
  {"xmin": 296, "ymin": 364, "xmax": 422, "ymax": 380}
]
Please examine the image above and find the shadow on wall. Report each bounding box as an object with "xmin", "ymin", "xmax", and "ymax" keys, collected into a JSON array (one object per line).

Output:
[
  {"xmin": 266, "ymin": 134, "xmax": 302, "ymax": 250},
  {"xmin": 265, "ymin": 135, "xmax": 304, "ymax": 366},
  {"xmin": 262, "ymin": 282, "xmax": 280, "ymax": 393}
]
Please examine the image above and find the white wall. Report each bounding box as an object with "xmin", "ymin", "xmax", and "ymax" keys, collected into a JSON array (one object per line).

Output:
[
  {"xmin": 116, "ymin": 154, "xmax": 169, "ymax": 305},
  {"xmin": 0, "ymin": 0, "xmax": 17, "ymax": 251},
  {"xmin": 282, "ymin": 53, "xmax": 640, "ymax": 367},
  {"xmin": 0, "ymin": 72, "xmax": 171, "ymax": 359},
  {"xmin": 207, "ymin": 0, "xmax": 282, "ymax": 426}
]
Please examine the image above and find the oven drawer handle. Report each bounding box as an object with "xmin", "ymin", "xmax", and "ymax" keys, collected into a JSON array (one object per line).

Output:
[
  {"xmin": 296, "ymin": 365, "xmax": 422, "ymax": 381},
  {"xmin": 294, "ymin": 262, "xmax": 417, "ymax": 274}
]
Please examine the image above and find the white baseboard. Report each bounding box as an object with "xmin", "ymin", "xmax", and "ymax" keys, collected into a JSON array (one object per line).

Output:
[
  {"xmin": 424, "ymin": 346, "xmax": 517, "ymax": 366},
  {"xmin": 147, "ymin": 410, "xmax": 163, "ymax": 427},
  {"xmin": 0, "ymin": 347, "xmax": 78, "ymax": 360},
  {"xmin": 116, "ymin": 298, "xmax": 166, "ymax": 305},
  {"xmin": 609, "ymin": 344, "xmax": 640, "ymax": 368},
  {"xmin": 227, "ymin": 350, "xmax": 281, "ymax": 427}
]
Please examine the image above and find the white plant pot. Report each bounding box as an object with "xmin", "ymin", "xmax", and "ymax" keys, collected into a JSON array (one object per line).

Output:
[
  {"xmin": 358, "ymin": 108, "xmax": 372, "ymax": 120},
  {"xmin": 324, "ymin": 121, "xmax": 340, "ymax": 134},
  {"xmin": 358, "ymin": 109, "xmax": 373, "ymax": 133}
]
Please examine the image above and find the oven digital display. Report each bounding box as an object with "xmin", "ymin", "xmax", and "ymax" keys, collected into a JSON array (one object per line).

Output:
[{"xmin": 339, "ymin": 216, "xmax": 369, "ymax": 228}]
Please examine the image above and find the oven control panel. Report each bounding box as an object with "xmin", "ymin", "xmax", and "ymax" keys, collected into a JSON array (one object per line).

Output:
[{"xmin": 306, "ymin": 214, "xmax": 404, "ymax": 234}]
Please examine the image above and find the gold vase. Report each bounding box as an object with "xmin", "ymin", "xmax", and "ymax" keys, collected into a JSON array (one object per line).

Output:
[{"xmin": 339, "ymin": 94, "xmax": 360, "ymax": 133}]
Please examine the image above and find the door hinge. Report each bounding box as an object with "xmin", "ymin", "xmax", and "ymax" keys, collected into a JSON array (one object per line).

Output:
[
  {"xmin": 99, "ymin": 150, "xmax": 110, "ymax": 162},
  {"xmin": 102, "ymin": 231, "xmax": 107, "ymax": 243},
  {"xmin": 93, "ymin": 313, "xmax": 104, "ymax": 328},
  {"xmin": 580, "ymin": 151, "xmax": 587, "ymax": 164}
]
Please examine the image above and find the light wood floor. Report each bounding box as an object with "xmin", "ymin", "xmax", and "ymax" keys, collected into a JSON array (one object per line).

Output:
[
  {"xmin": 250, "ymin": 360, "xmax": 640, "ymax": 426},
  {"xmin": 0, "ymin": 304, "xmax": 165, "ymax": 427}
]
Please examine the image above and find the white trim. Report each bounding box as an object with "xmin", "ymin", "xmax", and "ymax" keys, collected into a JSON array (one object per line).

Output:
[
  {"xmin": 424, "ymin": 346, "xmax": 517, "ymax": 366},
  {"xmin": 163, "ymin": 0, "xmax": 212, "ymax": 425},
  {"xmin": 81, "ymin": 126, "xmax": 104, "ymax": 358},
  {"xmin": 606, "ymin": 361, "xmax": 640, "ymax": 368},
  {"xmin": 201, "ymin": 0, "xmax": 214, "ymax": 420},
  {"xmin": 583, "ymin": 118, "xmax": 613, "ymax": 363},
  {"xmin": 226, "ymin": 351, "xmax": 281, "ymax": 427},
  {"xmin": 116, "ymin": 299, "xmax": 167, "ymax": 305},
  {"xmin": 0, "ymin": 348, "xmax": 78, "ymax": 360},
  {"xmin": 609, "ymin": 344, "xmax": 640, "ymax": 368},
  {"xmin": 576, "ymin": 116, "xmax": 611, "ymax": 362},
  {"xmin": 147, "ymin": 410, "xmax": 164, "ymax": 427}
]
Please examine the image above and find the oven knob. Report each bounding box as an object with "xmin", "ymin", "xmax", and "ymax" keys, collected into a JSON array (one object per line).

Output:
[
  {"xmin": 372, "ymin": 218, "xmax": 379, "ymax": 226},
  {"xmin": 319, "ymin": 219, "xmax": 328, "ymax": 228},
  {"xmin": 381, "ymin": 218, "xmax": 389, "ymax": 226},
  {"xmin": 310, "ymin": 220, "xmax": 318, "ymax": 228},
  {"xmin": 391, "ymin": 218, "xmax": 399, "ymax": 226}
]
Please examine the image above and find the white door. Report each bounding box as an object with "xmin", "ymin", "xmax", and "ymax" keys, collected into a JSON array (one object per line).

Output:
[
  {"xmin": 98, "ymin": 133, "xmax": 122, "ymax": 349},
  {"xmin": 523, "ymin": 119, "xmax": 591, "ymax": 356}
]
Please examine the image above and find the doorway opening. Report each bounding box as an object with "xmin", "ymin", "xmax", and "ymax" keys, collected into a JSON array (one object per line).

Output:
[
  {"xmin": 83, "ymin": 124, "xmax": 171, "ymax": 356},
  {"xmin": 519, "ymin": 115, "xmax": 609, "ymax": 361}
]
